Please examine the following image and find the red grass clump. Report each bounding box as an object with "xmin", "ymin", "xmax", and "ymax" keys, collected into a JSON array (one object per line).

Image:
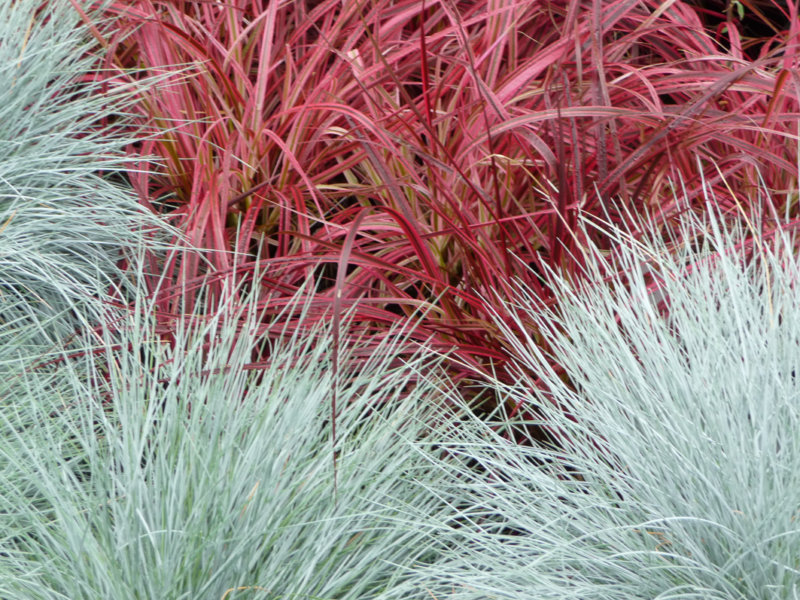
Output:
[{"xmin": 79, "ymin": 0, "xmax": 800, "ymax": 411}]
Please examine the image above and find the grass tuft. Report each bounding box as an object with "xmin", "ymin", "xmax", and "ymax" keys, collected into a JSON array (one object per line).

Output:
[
  {"xmin": 0, "ymin": 0, "xmax": 181, "ymax": 357},
  {"xmin": 0, "ymin": 256, "xmax": 458, "ymax": 599},
  {"xmin": 406, "ymin": 176, "xmax": 800, "ymax": 599}
]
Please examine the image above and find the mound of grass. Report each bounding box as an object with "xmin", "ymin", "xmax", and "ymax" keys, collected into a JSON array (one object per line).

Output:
[
  {"xmin": 408, "ymin": 193, "xmax": 800, "ymax": 599},
  {"xmin": 0, "ymin": 262, "xmax": 457, "ymax": 599},
  {"xmin": 0, "ymin": 0, "xmax": 179, "ymax": 356}
]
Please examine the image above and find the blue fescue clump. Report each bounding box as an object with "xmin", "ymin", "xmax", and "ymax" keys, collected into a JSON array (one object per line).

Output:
[
  {"xmin": 408, "ymin": 191, "xmax": 800, "ymax": 599},
  {"xmin": 0, "ymin": 0, "xmax": 177, "ymax": 355}
]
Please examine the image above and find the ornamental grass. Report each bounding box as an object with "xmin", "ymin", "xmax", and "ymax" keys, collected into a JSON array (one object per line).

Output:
[
  {"xmin": 1, "ymin": 257, "xmax": 456, "ymax": 598},
  {"xmin": 3, "ymin": 1, "xmax": 800, "ymax": 597},
  {"xmin": 0, "ymin": 0, "xmax": 179, "ymax": 356},
  {"xmin": 80, "ymin": 0, "xmax": 800, "ymax": 406},
  {"xmin": 406, "ymin": 193, "xmax": 800, "ymax": 598}
]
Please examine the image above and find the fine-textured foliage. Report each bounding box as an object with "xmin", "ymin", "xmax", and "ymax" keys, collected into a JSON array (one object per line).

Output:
[
  {"xmin": 0, "ymin": 256, "xmax": 456, "ymax": 599},
  {"xmin": 0, "ymin": 0, "xmax": 178, "ymax": 356},
  {"xmin": 405, "ymin": 189, "xmax": 800, "ymax": 599}
]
